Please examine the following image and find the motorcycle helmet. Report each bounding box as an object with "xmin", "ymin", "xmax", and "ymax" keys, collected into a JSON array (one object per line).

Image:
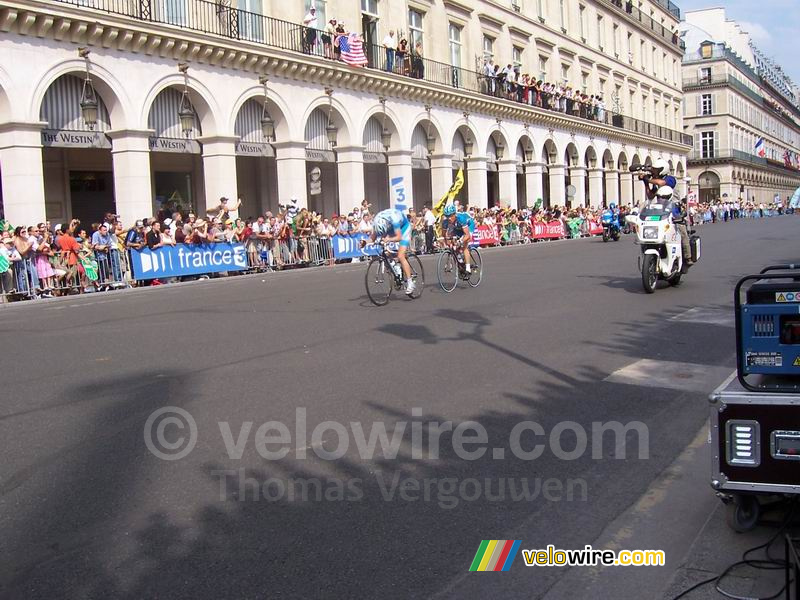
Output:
[
  {"xmin": 652, "ymin": 157, "xmax": 669, "ymax": 176},
  {"xmin": 655, "ymin": 185, "xmax": 674, "ymax": 200},
  {"xmin": 609, "ymin": 203, "xmax": 617, "ymax": 210},
  {"xmin": 443, "ymin": 204, "xmax": 456, "ymax": 216}
]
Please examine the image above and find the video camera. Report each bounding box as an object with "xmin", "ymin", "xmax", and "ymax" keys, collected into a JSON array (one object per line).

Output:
[{"xmin": 628, "ymin": 163, "xmax": 655, "ymax": 176}]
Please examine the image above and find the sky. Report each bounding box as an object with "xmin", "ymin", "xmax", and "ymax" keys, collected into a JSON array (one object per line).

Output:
[{"xmin": 678, "ymin": 0, "xmax": 800, "ymax": 84}]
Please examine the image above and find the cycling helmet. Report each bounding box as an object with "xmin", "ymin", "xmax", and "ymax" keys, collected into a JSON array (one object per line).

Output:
[
  {"xmin": 652, "ymin": 157, "xmax": 669, "ymax": 175},
  {"xmin": 443, "ymin": 204, "xmax": 456, "ymax": 216},
  {"xmin": 373, "ymin": 215, "xmax": 390, "ymax": 236}
]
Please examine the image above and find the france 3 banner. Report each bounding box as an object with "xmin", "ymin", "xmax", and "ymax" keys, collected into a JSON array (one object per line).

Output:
[
  {"xmin": 129, "ymin": 243, "xmax": 249, "ymax": 279},
  {"xmin": 472, "ymin": 225, "xmax": 498, "ymax": 246},
  {"xmin": 530, "ymin": 220, "xmax": 566, "ymax": 240}
]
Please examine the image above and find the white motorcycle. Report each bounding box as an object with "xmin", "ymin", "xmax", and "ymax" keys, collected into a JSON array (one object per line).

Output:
[{"xmin": 625, "ymin": 202, "xmax": 700, "ymax": 293}]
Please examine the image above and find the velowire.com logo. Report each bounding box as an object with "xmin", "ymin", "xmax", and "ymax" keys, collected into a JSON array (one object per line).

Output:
[{"xmin": 469, "ymin": 540, "xmax": 521, "ymax": 572}]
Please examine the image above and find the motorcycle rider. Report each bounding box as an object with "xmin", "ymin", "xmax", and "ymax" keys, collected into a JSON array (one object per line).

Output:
[{"xmin": 640, "ymin": 157, "xmax": 677, "ymax": 201}]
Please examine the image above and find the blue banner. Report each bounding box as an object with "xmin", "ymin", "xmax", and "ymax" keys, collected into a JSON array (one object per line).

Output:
[
  {"xmin": 130, "ymin": 243, "xmax": 249, "ymax": 279},
  {"xmin": 331, "ymin": 234, "xmax": 388, "ymax": 259}
]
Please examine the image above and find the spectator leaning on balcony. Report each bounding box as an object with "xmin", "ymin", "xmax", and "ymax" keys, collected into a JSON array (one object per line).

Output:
[
  {"xmin": 411, "ymin": 43, "xmax": 424, "ymax": 79},
  {"xmin": 323, "ymin": 19, "xmax": 336, "ymax": 59},
  {"xmin": 302, "ymin": 7, "xmax": 318, "ymax": 54},
  {"xmin": 382, "ymin": 29, "xmax": 396, "ymax": 72},
  {"xmin": 396, "ymin": 38, "xmax": 409, "ymax": 76}
]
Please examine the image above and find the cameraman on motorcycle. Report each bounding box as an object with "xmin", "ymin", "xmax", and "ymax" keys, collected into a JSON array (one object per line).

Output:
[
  {"xmin": 640, "ymin": 158, "xmax": 690, "ymax": 265},
  {"xmin": 639, "ymin": 157, "xmax": 677, "ymax": 201}
]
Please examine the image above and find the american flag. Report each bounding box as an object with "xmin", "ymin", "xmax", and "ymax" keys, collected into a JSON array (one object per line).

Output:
[{"xmin": 339, "ymin": 33, "xmax": 367, "ymax": 67}]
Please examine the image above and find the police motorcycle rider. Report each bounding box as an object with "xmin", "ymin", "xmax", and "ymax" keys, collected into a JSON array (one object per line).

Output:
[
  {"xmin": 638, "ymin": 158, "xmax": 690, "ymax": 264},
  {"xmin": 601, "ymin": 202, "xmax": 622, "ymax": 240}
]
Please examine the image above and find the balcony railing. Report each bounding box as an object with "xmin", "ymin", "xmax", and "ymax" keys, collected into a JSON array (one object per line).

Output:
[
  {"xmin": 689, "ymin": 149, "xmax": 800, "ymax": 174},
  {"xmin": 598, "ymin": 0, "xmax": 685, "ymax": 50},
  {"xmin": 652, "ymin": 0, "xmax": 681, "ymax": 19},
  {"xmin": 47, "ymin": 0, "xmax": 691, "ymax": 145}
]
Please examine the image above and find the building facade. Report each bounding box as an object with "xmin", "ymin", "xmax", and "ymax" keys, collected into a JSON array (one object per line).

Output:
[
  {"xmin": 0, "ymin": 0, "xmax": 690, "ymax": 227},
  {"xmin": 681, "ymin": 8, "xmax": 800, "ymax": 205}
]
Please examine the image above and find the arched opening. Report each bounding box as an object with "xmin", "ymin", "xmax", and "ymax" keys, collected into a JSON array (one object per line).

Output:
[
  {"xmin": 147, "ymin": 86, "xmax": 205, "ymax": 219},
  {"xmin": 451, "ymin": 127, "xmax": 471, "ymax": 205},
  {"xmin": 601, "ymin": 149, "xmax": 614, "ymax": 207},
  {"xmin": 486, "ymin": 134, "xmax": 501, "ymax": 208},
  {"xmin": 362, "ymin": 115, "xmax": 391, "ymax": 214},
  {"xmin": 40, "ymin": 74, "xmax": 115, "ymax": 225},
  {"xmin": 304, "ymin": 106, "xmax": 341, "ymax": 218},
  {"xmin": 617, "ymin": 151, "xmax": 629, "ymax": 207},
  {"xmin": 541, "ymin": 140, "xmax": 558, "ymax": 209},
  {"xmin": 698, "ymin": 170, "xmax": 721, "ymax": 204},
  {"xmin": 234, "ymin": 98, "xmax": 280, "ymax": 218},
  {"xmin": 516, "ymin": 135, "xmax": 534, "ymax": 208},
  {"xmin": 411, "ymin": 122, "xmax": 435, "ymax": 212}
]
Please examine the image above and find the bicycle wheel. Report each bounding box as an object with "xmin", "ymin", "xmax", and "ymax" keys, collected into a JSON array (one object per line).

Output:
[
  {"xmin": 365, "ymin": 258, "xmax": 392, "ymax": 306},
  {"xmin": 407, "ymin": 254, "xmax": 424, "ymax": 299},
  {"xmin": 467, "ymin": 247, "xmax": 483, "ymax": 287},
  {"xmin": 437, "ymin": 250, "xmax": 458, "ymax": 292}
]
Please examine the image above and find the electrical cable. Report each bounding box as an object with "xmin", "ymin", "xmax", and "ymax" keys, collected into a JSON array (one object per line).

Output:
[{"xmin": 669, "ymin": 497, "xmax": 798, "ymax": 600}]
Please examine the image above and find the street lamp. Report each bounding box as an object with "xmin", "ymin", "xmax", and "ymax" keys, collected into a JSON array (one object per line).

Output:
[
  {"xmin": 495, "ymin": 139, "xmax": 505, "ymax": 161},
  {"xmin": 524, "ymin": 145, "xmax": 533, "ymax": 163},
  {"xmin": 464, "ymin": 135, "xmax": 474, "ymax": 157},
  {"xmin": 78, "ymin": 48, "xmax": 98, "ymax": 129},
  {"xmin": 259, "ymin": 75, "xmax": 275, "ymax": 142},
  {"xmin": 424, "ymin": 104, "xmax": 435, "ymax": 155},
  {"xmin": 177, "ymin": 63, "xmax": 195, "ymax": 136},
  {"xmin": 325, "ymin": 87, "xmax": 338, "ymax": 147}
]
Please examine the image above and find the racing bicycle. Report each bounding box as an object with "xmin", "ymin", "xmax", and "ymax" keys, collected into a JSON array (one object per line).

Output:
[
  {"xmin": 436, "ymin": 241, "xmax": 482, "ymax": 292},
  {"xmin": 364, "ymin": 242, "xmax": 424, "ymax": 306}
]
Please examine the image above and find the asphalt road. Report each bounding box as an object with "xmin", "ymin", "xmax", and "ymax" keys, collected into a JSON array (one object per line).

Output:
[{"xmin": 0, "ymin": 216, "xmax": 797, "ymax": 600}]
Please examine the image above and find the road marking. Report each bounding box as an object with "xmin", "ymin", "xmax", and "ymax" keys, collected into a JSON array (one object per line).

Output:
[
  {"xmin": 604, "ymin": 359, "xmax": 733, "ymax": 393},
  {"xmin": 669, "ymin": 307, "xmax": 733, "ymax": 327}
]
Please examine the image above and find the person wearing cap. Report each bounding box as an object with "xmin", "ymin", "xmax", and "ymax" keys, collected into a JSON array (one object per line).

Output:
[
  {"xmin": 302, "ymin": 6, "xmax": 318, "ymax": 54},
  {"xmin": 0, "ymin": 234, "xmax": 20, "ymax": 299}
]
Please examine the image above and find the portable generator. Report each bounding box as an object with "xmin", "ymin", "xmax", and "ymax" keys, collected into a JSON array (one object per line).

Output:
[{"xmin": 736, "ymin": 265, "xmax": 800, "ymax": 391}]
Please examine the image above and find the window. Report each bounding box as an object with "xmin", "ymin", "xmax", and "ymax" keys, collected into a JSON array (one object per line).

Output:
[
  {"xmin": 652, "ymin": 46, "xmax": 657, "ymax": 76},
  {"xmin": 673, "ymin": 58, "xmax": 678, "ymax": 85},
  {"xmin": 597, "ymin": 16, "xmax": 605, "ymax": 50},
  {"xmin": 561, "ymin": 63, "xmax": 570, "ymax": 82},
  {"xmin": 449, "ymin": 23, "xmax": 462, "ymax": 69},
  {"xmin": 512, "ymin": 46, "xmax": 523, "ymax": 68},
  {"xmin": 305, "ymin": 0, "xmax": 326, "ymax": 24},
  {"xmin": 613, "ymin": 24, "xmax": 620, "ymax": 56},
  {"xmin": 700, "ymin": 93, "xmax": 713, "ymax": 115},
  {"xmin": 579, "ymin": 5, "xmax": 586, "ymax": 39},
  {"xmin": 539, "ymin": 55, "xmax": 548, "ymax": 81},
  {"xmin": 581, "ymin": 72, "xmax": 589, "ymax": 94},
  {"xmin": 408, "ymin": 9, "xmax": 423, "ymax": 49},
  {"xmin": 662, "ymin": 52, "xmax": 667, "ymax": 81},
  {"xmin": 627, "ymin": 32, "xmax": 633, "ymax": 63},
  {"xmin": 640, "ymin": 40, "xmax": 646, "ymax": 70},
  {"xmin": 701, "ymin": 131, "xmax": 716, "ymax": 158},
  {"xmin": 536, "ymin": 0, "xmax": 544, "ymax": 20},
  {"xmin": 483, "ymin": 35, "xmax": 494, "ymax": 61},
  {"xmin": 361, "ymin": 0, "xmax": 378, "ymax": 16},
  {"xmin": 699, "ymin": 67, "xmax": 711, "ymax": 83},
  {"xmin": 559, "ymin": 0, "xmax": 567, "ymax": 31}
]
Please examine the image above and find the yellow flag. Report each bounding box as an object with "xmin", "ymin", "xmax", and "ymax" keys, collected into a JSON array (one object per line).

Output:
[{"xmin": 433, "ymin": 168, "xmax": 464, "ymax": 237}]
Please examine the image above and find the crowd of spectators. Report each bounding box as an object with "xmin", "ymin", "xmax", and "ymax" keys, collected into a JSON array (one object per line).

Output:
[{"xmin": 0, "ymin": 192, "xmax": 794, "ymax": 303}]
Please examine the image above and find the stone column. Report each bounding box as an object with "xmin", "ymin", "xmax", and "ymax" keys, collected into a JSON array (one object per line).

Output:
[
  {"xmin": 108, "ymin": 129, "xmax": 154, "ymax": 225},
  {"xmin": 273, "ymin": 141, "xmax": 309, "ymax": 209},
  {"xmin": 620, "ymin": 171, "xmax": 634, "ymax": 206},
  {"xmin": 525, "ymin": 162, "xmax": 544, "ymax": 208},
  {"xmin": 570, "ymin": 166, "xmax": 587, "ymax": 207},
  {"xmin": 430, "ymin": 153, "xmax": 454, "ymax": 201},
  {"xmin": 199, "ymin": 136, "xmax": 239, "ymax": 214},
  {"xmin": 387, "ymin": 149, "xmax": 414, "ymax": 212},
  {"xmin": 498, "ymin": 158, "xmax": 519, "ymax": 209},
  {"xmin": 0, "ymin": 122, "xmax": 47, "ymax": 225},
  {"xmin": 335, "ymin": 145, "xmax": 365, "ymax": 217},
  {"xmin": 466, "ymin": 156, "xmax": 488, "ymax": 209},
  {"xmin": 548, "ymin": 164, "xmax": 566, "ymax": 208},
  {"xmin": 599, "ymin": 169, "xmax": 615, "ymax": 207},
  {"xmin": 632, "ymin": 172, "xmax": 646, "ymax": 206}
]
